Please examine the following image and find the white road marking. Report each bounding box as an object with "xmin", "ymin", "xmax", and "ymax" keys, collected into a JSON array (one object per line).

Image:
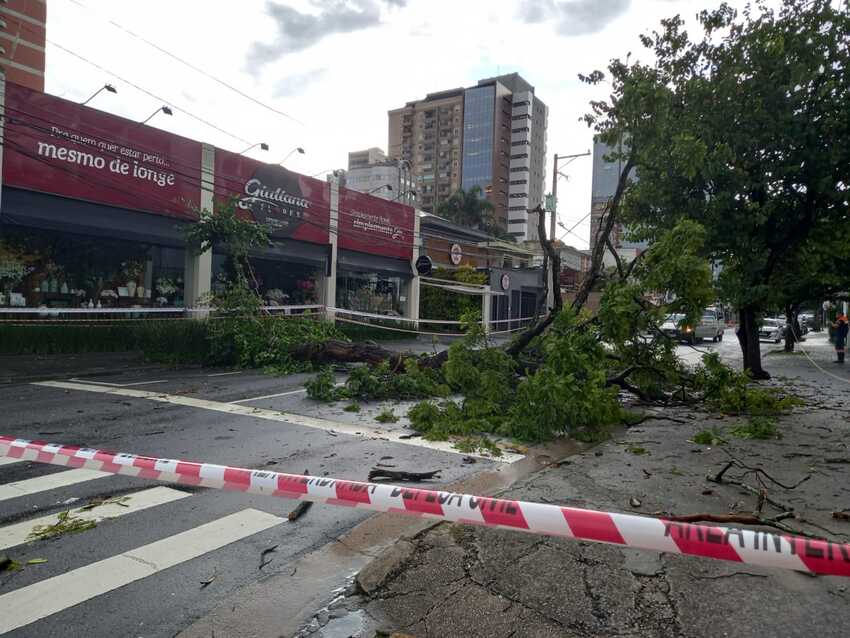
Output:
[
  {"xmin": 33, "ymin": 381, "xmax": 523, "ymax": 463},
  {"xmin": 68, "ymin": 378, "xmax": 167, "ymax": 387},
  {"xmin": 207, "ymin": 371, "xmax": 242, "ymax": 377},
  {"xmin": 228, "ymin": 387, "xmax": 308, "ymax": 403},
  {"xmin": 229, "ymin": 381, "xmax": 348, "ymax": 405},
  {"xmin": 0, "ymin": 486, "xmax": 190, "ymax": 551},
  {"xmin": 0, "ymin": 468, "xmax": 111, "ymax": 503},
  {"xmin": 0, "ymin": 458, "xmax": 22, "ymax": 467},
  {"xmin": 0, "ymin": 508, "xmax": 283, "ymax": 634}
]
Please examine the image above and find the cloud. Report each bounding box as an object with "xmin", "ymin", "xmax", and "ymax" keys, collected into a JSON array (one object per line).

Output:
[
  {"xmin": 273, "ymin": 68, "xmax": 329, "ymax": 97},
  {"xmin": 247, "ymin": 0, "xmax": 396, "ymax": 70},
  {"xmin": 517, "ymin": 0, "xmax": 632, "ymax": 36}
]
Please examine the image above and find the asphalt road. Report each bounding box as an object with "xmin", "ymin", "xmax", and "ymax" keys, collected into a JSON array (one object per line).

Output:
[
  {"xmin": 0, "ymin": 366, "xmax": 505, "ymax": 638},
  {"xmin": 0, "ymin": 328, "xmax": 779, "ymax": 637}
]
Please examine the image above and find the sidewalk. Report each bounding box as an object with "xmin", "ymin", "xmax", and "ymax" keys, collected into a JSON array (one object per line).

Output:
[{"xmin": 299, "ymin": 340, "xmax": 850, "ymax": 637}]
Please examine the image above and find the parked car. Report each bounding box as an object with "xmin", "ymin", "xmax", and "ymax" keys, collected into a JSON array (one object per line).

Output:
[{"xmin": 759, "ymin": 318, "xmax": 786, "ymax": 343}]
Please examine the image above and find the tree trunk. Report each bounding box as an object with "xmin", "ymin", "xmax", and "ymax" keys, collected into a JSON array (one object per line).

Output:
[
  {"xmin": 288, "ymin": 340, "xmax": 448, "ymax": 370},
  {"xmin": 736, "ymin": 307, "xmax": 769, "ymax": 380}
]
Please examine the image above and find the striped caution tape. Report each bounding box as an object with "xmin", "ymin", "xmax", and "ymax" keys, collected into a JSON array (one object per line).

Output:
[{"xmin": 2, "ymin": 435, "xmax": 848, "ymax": 578}]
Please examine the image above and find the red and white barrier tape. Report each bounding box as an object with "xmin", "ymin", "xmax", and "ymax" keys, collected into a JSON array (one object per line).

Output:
[{"xmin": 2, "ymin": 435, "xmax": 848, "ymax": 577}]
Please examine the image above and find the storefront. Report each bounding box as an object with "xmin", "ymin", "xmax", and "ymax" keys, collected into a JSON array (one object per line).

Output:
[
  {"xmin": 335, "ymin": 187, "xmax": 415, "ymax": 316},
  {"xmin": 1, "ymin": 190, "xmax": 189, "ymax": 309},
  {"xmin": 0, "ymin": 79, "xmax": 419, "ymax": 319},
  {"xmin": 0, "ymin": 82, "xmax": 201, "ymax": 310},
  {"xmin": 212, "ymin": 150, "xmax": 331, "ymax": 308},
  {"xmin": 417, "ymin": 212, "xmax": 544, "ymax": 328}
]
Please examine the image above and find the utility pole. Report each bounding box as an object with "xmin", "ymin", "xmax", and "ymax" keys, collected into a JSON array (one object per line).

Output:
[
  {"xmin": 546, "ymin": 150, "xmax": 590, "ymax": 312},
  {"xmin": 549, "ymin": 150, "xmax": 591, "ymax": 242}
]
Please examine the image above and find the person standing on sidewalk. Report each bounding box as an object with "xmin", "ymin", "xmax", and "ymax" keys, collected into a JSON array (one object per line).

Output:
[{"xmin": 834, "ymin": 314, "xmax": 849, "ymax": 363}]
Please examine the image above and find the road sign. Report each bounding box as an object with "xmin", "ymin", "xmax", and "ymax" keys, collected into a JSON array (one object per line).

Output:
[{"xmin": 415, "ymin": 255, "xmax": 433, "ymax": 276}]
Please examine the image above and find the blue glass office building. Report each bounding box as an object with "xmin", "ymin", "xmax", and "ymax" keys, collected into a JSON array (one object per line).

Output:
[{"xmin": 461, "ymin": 85, "xmax": 495, "ymax": 195}]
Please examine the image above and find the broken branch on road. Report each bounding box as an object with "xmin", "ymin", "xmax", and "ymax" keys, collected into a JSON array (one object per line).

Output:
[{"xmin": 368, "ymin": 469, "xmax": 441, "ymax": 482}]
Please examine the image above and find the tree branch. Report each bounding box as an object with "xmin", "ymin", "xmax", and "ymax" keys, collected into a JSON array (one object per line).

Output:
[{"xmin": 572, "ymin": 153, "xmax": 635, "ymax": 312}]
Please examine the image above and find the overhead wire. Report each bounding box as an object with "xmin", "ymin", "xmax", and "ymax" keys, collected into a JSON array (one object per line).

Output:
[
  {"xmin": 46, "ymin": 40, "xmax": 253, "ymax": 146},
  {"xmin": 64, "ymin": 0, "xmax": 304, "ymax": 126},
  {"xmin": 4, "ymin": 106, "xmax": 545, "ymax": 260}
]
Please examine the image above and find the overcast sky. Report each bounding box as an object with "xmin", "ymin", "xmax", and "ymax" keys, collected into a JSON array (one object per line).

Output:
[{"xmin": 47, "ymin": 0, "xmax": 759, "ymax": 248}]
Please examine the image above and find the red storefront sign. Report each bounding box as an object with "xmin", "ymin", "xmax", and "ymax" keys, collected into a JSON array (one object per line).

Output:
[
  {"xmin": 2, "ymin": 82, "xmax": 202, "ymax": 219},
  {"xmin": 338, "ymin": 188, "xmax": 414, "ymax": 260},
  {"xmin": 214, "ymin": 150, "xmax": 330, "ymax": 244}
]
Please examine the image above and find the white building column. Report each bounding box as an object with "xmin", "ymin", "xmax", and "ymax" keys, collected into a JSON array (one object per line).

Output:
[
  {"xmin": 324, "ymin": 178, "xmax": 339, "ymax": 321},
  {"xmin": 405, "ymin": 209, "xmax": 421, "ymax": 327},
  {"xmin": 482, "ymin": 285, "xmax": 492, "ymax": 334},
  {"xmin": 184, "ymin": 143, "xmax": 213, "ymax": 317}
]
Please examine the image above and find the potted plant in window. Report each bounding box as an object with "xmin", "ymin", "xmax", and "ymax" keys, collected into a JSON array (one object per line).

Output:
[
  {"xmin": 0, "ymin": 244, "xmax": 33, "ymax": 306},
  {"xmin": 121, "ymin": 260, "xmax": 144, "ymax": 298}
]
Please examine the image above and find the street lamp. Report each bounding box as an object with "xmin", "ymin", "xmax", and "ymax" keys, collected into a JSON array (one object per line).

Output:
[
  {"xmin": 81, "ymin": 83, "xmax": 117, "ymax": 106},
  {"xmin": 280, "ymin": 146, "xmax": 305, "ymax": 165},
  {"xmin": 391, "ymin": 189, "xmax": 417, "ymax": 204},
  {"xmin": 141, "ymin": 106, "xmax": 173, "ymax": 124},
  {"xmin": 240, "ymin": 142, "xmax": 269, "ymax": 154},
  {"xmin": 367, "ymin": 184, "xmax": 393, "ymax": 195}
]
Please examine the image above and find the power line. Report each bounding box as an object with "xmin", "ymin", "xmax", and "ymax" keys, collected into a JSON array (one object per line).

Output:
[
  {"xmin": 4, "ymin": 107, "xmax": 533, "ymax": 258},
  {"xmin": 65, "ymin": 0, "xmax": 304, "ymax": 127},
  {"xmin": 47, "ymin": 40, "xmax": 253, "ymax": 146}
]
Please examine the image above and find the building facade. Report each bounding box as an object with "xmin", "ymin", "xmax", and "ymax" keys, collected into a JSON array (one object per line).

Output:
[
  {"xmin": 0, "ymin": 78, "xmax": 418, "ymax": 321},
  {"xmin": 344, "ymin": 148, "xmax": 414, "ymax": 203},
  {"xmin": 388, "ymin": 74, "xmax": 547, "ymax": 241},
  {"xmin": 388, "ymin": 89, "xmax": 464, "ymax": 214},
  {"xmin": 589, "ymin": 138, "xmax": 644, "ymax": 264},
  {"xmin": 419, "ymin": 213, "xmax": 544, "ymax": 328},
  {"xmin": 0, "ymin": 0, "xmax": 46, "ymax": 92}
]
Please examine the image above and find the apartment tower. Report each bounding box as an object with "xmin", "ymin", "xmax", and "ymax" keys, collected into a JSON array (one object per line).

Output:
[{"xmin": 388, "ymin": 73, "xmax": 547, "ymax": 241}]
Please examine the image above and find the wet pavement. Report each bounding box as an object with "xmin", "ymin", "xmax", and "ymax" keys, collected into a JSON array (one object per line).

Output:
[
  {"xmin": 312, "ymin": 330, "xmax": 850, "ymax": 638},
  {"xmin": 0, "ymin": 357, "xmax": 518, "ymax": 637}
]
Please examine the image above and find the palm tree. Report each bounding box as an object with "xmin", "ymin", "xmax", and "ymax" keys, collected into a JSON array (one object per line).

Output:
[{"xmin": 437, "ymin": 186, "xmax": 495, "ymax": 229}]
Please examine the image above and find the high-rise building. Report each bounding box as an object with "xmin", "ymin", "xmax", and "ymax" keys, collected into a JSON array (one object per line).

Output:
[
  {"xmin": 0, "ymin": 0, "xmax": 46, "ymax": 92},
  {"xmin": 343, "ymin": 148, "xmax": 415, "ymax": 203},
  {"xmin": 388, "ymin": 88, "xmax": 465, "ymax": 214},
  {"xmin": 348, "ymin": 147, "xmax": 386, "ymax": 170},
  {"xmin": 388, "ymin": 73, "xmax": 548, "ymax": 241},
  {"xmin": 589, "ymin": 138, "xmax": 644, "ymax": 263}
]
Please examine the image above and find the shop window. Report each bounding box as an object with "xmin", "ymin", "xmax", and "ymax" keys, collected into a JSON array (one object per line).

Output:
[
  {"xmin": 212, "ymin": 254, "xmax": 321, "ymax": 306},
  {"xmin": 336, "ymin": 271, "xmax": 409, "ymax": 316},
  {"xmin": 0, "ymin": 225, "xmax": 185, "ymax": 309}
]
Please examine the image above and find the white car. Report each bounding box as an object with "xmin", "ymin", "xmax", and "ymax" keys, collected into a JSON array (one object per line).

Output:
[
  {"xmin": 758, "ymin": 318, "xmax": 786, "ymax": 343},
  {"xmin": 695, "ymin": 309, "xmax": 725, "ymax": 342},
  {"xmin": 661, "ymin": 310, "xmax": 724, "ymax": 344}
]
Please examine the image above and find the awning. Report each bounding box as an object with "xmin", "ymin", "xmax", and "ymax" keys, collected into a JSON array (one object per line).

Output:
[
  {"xmin": 1, "ymin": 187, "xmax": 189, "ymax": 247},
  {"xmin": 248, "ymin": 239, "xmax": 330, "ymax": 269},
  {"xmin": 338, "ymin": 249, "xmax": 413, "ymax": 278}
]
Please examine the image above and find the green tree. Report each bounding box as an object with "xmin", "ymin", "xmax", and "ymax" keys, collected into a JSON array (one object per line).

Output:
[
  {"xmin": 582, "ymin": 0, "xmax": 850, "ymax": 378},
  {"xmin": 436, "ymin": 186, "xmax": 513, "ymax": 239},
  {"xmin": 769, "ymin": 227, "xmax": 850, "ymax": 351},
  {"xmin": 184, "ymin": 197, "xmax": 271, "ymax": 314}
]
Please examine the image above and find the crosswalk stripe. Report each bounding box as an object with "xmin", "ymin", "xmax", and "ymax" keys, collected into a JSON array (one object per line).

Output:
[
  {"xmin": 0, "ymin": 468, "xmax": 111, "ymax": 503},
  {"xmin": 0, "ymin": 508, "xmax": 283, "ymax": 634},
  {"xmin": 0, "ymin": 458, "xmax": 21, "ymax": 467},
  {"xmin": 0, "ymin": 486, "xmax": 190, "ymax": 551}
]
